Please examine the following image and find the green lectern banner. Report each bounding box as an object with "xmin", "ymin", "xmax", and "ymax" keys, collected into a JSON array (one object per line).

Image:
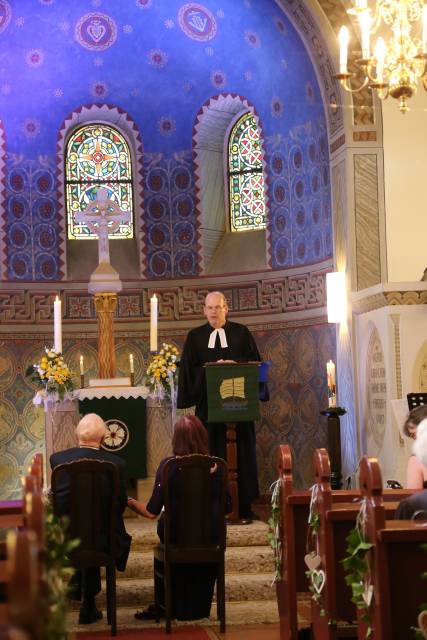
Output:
[
  {"xmin": 205, "ymin": 363, "xmax": 260, "ymax": 423},
  {"xmin": 79, "ymin": 397, "xmax": 146, "ymax": 479}
]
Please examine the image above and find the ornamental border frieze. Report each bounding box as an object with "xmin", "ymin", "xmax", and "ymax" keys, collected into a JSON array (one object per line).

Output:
[
  {"xmin": 0, "ymin": 314, "xmax": 329, "ymax": 343},
  {"xmin": 0, "ymin": 266, "xmax": 328, "ymax": 325},
  {"xmin": 352, "ymin": 290, "xmax": 427, "ymax": 314}
]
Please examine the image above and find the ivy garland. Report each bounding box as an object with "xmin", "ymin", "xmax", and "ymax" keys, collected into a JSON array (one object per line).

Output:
[
  {"xmin": 43, "ymin": 504, "xmax": 80, "ymax": 640},
  {"xmin": 304, "ymin": 487, "xmax": 328, "ymax": 615},
  {"xmin": 267, "ymin": 478, "xmax": 282, "ymax": 583},
  {"xmin": 341, "ymin": 520, "xmax": 374, "ymax": 639}
]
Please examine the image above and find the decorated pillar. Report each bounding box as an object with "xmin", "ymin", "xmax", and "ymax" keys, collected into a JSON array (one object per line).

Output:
[{"xmin": 94, "ymin": 292, "xmax": 118, "ymax": 379}]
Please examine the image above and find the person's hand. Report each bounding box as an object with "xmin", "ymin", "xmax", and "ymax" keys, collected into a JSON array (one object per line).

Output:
[
  {"xmin": 127, "ymin": 497, "xmax": 139, "ymax": 513},
  {"xmin": 216, "ymin": 359, "xmax": 236, "ymax": 363}
]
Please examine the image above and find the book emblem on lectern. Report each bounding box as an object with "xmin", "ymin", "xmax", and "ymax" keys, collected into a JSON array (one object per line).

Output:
[
  {"xmin": 219, "ymin": 376, "xmax": 248, "ymax": 410},
  {"xmin": 102, "ymin": 418, "xmax": 129, "ymax": 451}
]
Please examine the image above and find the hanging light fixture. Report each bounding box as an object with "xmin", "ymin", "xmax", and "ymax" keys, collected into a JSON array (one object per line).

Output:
[{"xmin": 335, "ymin": 0, "xmax": 427, "ymax": 113}]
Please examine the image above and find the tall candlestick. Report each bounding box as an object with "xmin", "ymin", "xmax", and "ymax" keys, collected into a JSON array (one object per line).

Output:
[
  {"xmin": 53, "ymin": 295, "xmax": 62, "ymax": 353},
  {"xmin": 79, "ymin": 355, "xmax": 84, "ymax": 375},
  {"xmin": 327, "ymin": 360, "xmax": 336, "ymax": 408},
  {"xmin": 129, "ymin": 353, "xmax": 134, "ymax": 373},
  {"xmin": 150, "ymin": 294, "xmax": 158, "ymax": 352}
]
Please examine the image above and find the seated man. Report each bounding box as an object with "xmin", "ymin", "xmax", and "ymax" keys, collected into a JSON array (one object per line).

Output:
[{"xmin": 50, "ymin": 413, "xmax": 132, "ymax": 624}]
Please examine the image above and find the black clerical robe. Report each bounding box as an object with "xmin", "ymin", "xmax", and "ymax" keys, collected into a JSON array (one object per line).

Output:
[{"xmin": 177, "ymin": 320, "xmax": 261, "ymax": 509}]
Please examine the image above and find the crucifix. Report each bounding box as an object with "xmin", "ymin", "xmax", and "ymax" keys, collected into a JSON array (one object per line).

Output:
[
  {"xmin": 74, "ymin": 187, "xmax": 131, "ymax": 265},
  {"xmin": 74, "ymin": 188, "xmax": 131, "ymax": 380}
]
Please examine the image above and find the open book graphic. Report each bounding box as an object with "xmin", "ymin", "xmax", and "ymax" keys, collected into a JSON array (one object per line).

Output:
[{"xmin": 219, "ymin": 376, "xmax": 245, "ymax": 401}]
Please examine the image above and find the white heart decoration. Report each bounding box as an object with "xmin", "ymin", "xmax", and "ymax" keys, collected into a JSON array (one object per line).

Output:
[
  {"xmin": 418, "ymin": 611, "xmax": 427, "ymax": 638},
  {"xmin": 88, "ymin": 20, "xmax": 106, "ymax": 43},
  {"xmin": 304, "ymin": 552, "xmax": 321, "ymax": 571},
  {"xmin": 362, "ymin": 584, "xmax": 374, "ymax": 607},
  {"xmin": 312, "ymin": 569, "xmax": 326, "ymax": 594}
]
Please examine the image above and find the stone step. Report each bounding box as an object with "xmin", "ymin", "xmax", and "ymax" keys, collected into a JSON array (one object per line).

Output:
[
  {"xmin": 125, "ymin": 518, "xmax": 270, "ymax": 550},
  {"xmin": 70, "ymin": 573, "xmax": 276, "ymax": 609},
  {"xmin": 122, "ymin": 545, "xmax": 275, "ymax": 579},
  {"xmin": 67, "ymin": 600, "xmax": 279, "ymax": 633}
]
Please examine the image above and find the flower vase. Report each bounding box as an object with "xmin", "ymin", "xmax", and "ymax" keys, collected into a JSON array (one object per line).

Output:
[{"xmin": 146, "ymin": 396, "xmax": 174, "ymax": 477}]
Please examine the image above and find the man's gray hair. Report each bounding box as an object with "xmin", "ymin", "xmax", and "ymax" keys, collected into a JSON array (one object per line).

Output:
[
  {"xmin": 205, "ymin": 291, "xmax": 227, "ymax": 306},
  {"xmin": 76, "ymin": 413, "xmax": 107, "ymax": 444}
]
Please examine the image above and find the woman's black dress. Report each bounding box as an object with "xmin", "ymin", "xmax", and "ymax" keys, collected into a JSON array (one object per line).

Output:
[{"xmin": 146, "ymin": 456, "xmax": 225, "ymax": 620}]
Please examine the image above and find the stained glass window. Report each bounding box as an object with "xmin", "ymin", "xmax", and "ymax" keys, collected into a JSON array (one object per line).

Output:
[
  {"xmin": 228, "ymin": 113, "xmax": 266, "ymax": 232},
  {"xmin": 65, "ymin": 124, "xmax": 134, "ymax": 240}
]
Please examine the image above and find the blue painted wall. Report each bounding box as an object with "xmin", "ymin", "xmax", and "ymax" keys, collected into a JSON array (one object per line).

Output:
[{"xmin": 0, "ymin": 0, "xmax": 331, "ymax": 279}]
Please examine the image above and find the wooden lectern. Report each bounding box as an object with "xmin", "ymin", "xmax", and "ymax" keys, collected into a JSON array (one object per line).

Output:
[{"xmin": 205, "ymin": 362, "xmax": 261, "ymax": 524}]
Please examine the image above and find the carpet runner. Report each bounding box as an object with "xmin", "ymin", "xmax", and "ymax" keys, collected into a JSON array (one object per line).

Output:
[
  {"xmin": 67, "ymin": 518, "xmax": 279, "ymax": 634},
  {"xmin": 76, "ymin": 627, "xmax": 210, "ymax": 639}
]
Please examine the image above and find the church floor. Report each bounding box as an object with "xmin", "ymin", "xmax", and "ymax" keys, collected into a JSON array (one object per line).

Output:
[
  {"xmin": 75, "ymin": 622, "xmax": 282, "ymax": 639},
  {"xmin": 207, "ymin": 624, "xmax": 280, "ymax": 639}
]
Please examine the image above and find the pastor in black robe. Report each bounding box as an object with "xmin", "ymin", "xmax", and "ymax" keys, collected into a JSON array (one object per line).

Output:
[{"xmin": 177, "ymin": 320, "xmax": 261, "ymax": 512}]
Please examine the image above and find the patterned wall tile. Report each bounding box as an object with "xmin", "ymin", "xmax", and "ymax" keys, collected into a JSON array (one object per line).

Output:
[{"xmin": 0, "ymin": 320, "xmax": 335, "ymax": 499}]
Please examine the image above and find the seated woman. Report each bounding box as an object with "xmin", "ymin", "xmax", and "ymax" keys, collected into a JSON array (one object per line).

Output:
[
  {"xmin": 128, "ymin": 415, "xmax": 229, "ymax": 621},
  {"xmin": 403, "ymin": 405, "xmax": 427, "ymax": 488},
  {"xmin": 396, "ymin": 417, "xmax": 427, "ymax": 518}
]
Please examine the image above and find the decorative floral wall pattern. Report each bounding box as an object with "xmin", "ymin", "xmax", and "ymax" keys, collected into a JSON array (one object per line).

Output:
[{"xmin": 0, "ymin": 321, "xmax": 335, "ymax": 499}]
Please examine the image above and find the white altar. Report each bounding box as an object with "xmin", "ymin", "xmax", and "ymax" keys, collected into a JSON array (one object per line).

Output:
[{"xmin": 41, "ymin": 386, "xmax": 175, "ymax": 498}]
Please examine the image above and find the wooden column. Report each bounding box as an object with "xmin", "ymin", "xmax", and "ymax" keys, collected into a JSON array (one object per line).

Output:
[{"xmin": 94, "ymin": 293, "xmax": 117, "ymax": 379}]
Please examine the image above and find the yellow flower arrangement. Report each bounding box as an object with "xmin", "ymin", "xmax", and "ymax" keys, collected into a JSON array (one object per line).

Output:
[
  {"xmin": 145, "ymin": 342, "xmax": 180, "ymax": 399},
  {"xmin": 26, "ymin": 347, "xmax": 74, "ymax": 400}
]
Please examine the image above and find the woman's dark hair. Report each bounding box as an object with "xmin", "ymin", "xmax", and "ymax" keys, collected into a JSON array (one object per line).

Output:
[
  {"xmin": 403, "ymin": 404, "xmax": 427, "ymax": 437},
  {"xmin": 172, "ymin": 415, "xmax": 209, "ymax": 456}
]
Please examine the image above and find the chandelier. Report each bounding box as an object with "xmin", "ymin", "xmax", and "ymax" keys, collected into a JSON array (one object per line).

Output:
[{"xmin": 335, "ymin": 0, "xmax": 427, "ymax": 113}]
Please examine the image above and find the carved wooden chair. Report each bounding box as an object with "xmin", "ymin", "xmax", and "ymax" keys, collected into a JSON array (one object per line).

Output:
[
  {"xmin": 51, "ymin": 459, "xmax": 119, "ymax": 636},
  {"xmin": 153, "ymin": 454, "xmax": 227, "ymax": 634}
]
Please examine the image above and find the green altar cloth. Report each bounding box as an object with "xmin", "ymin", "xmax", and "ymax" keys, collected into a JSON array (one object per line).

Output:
[{"xmin": 79, "ymin": 396, "xmax": 147, "ymax": 479}]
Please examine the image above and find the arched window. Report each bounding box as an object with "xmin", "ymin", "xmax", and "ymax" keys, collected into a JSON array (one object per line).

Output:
[
  {"xmin": 65, "ymin": 124, "xmax": 134, "ymax": 240},
  {"xmin": 228, "ymin": 113, "xmax": 266, "ymax": 232}
]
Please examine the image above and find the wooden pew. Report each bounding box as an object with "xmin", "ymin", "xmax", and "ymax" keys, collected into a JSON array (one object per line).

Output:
[
  {"xmin": 0, "ymin": 529, "xmax": 41, "ymax": 638},
  {"xmin": 277, "ymin": 445, "xmax": 366, "ymax": 640},
  {"xmin": 310, "ymin": 449, "xmax": 406, "ymax": 640},
  {"xmin": 28, "ymin": 454, "xmax": 43, "ymax": 492},
  {"xmin": 0, "ymin": 453, "xmax": 44, "ymax": 533},
  {"xmin": 0, "ymin": 625, "xmax": 31, "ymax": 640},
  {"xmin": 357, "ymin": 456, "xmax": 427, "ymax": 640},
  {"xmin": 276, "ymin": 445, "xmax": 414, "ymax": 640}
]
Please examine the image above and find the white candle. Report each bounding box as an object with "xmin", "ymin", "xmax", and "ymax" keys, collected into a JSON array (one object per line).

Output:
[
  {"xmin": 423, "ymin": 5, "xmax": 427, "ymax": 53},
  {"xmin": 79, "ymin": 355, "xmax": 84, "ymax": 375},
  {"xmin": 53, "ymin": 295, "xmax": 62, "ymax": 353},
  {"xmin": 129, "ymin": 353, "xmax": 134, "ymax": 374},
  {"xmin": 374, "ymin": 37, "xmax": 386, "ymax": 83},
  {"xmin": 359, "ymin": 11, "xmax": 371, "ymax": 59},
  {"xmin": 150, "ymin": 294, "xmax": 158, "ymax": 352},
  {"xmin": 327, "ymin": 360, "xmax": 336, "ymax": 407},
  {"xmin": 339, "ymin": 26, "xmax": 349, "ymax": 74}
]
